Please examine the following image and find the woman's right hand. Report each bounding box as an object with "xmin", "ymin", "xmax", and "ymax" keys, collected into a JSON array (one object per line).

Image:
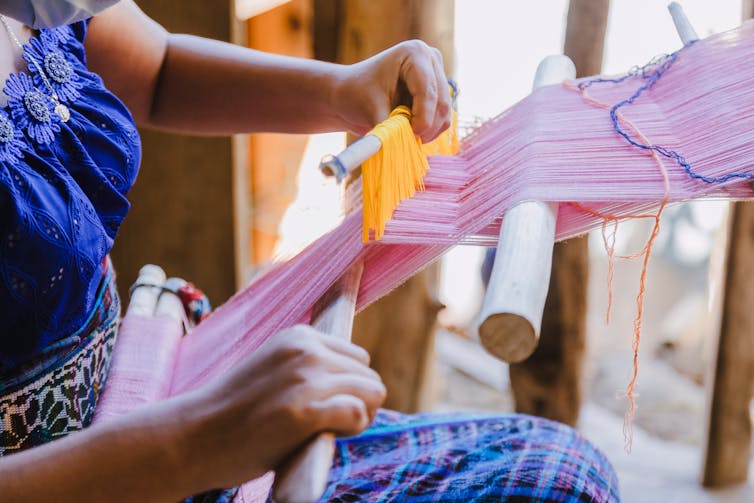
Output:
[{"xmin": 178, "ymin": 324, "xmax": 386, "ymax": 491}]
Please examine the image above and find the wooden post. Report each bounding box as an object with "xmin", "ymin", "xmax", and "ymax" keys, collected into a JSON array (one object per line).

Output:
[
  {"xmin": 508, "ymin": 0, "xmax": 609, "ymax": 426},
  {"xmin": 113, "ymin": 1, "xmax": 249, "ymax": 304},
  {"xmin": 702, "ymin": 203, "xmax": 754, "ymax": 486},
  {"xmin": 479, "ymin": 57, "xmax": 575, "ymax": 364},
  {"xmin": 319, "ymin": 0, "xmax": 453, "ymax": 412},
  {"xmin": 248, "ymin": 1, "xmax": 314, "ymax": 265},
  {"xmin": 700, "ymin": 3, "xmax": 754, "ymax": 486}
]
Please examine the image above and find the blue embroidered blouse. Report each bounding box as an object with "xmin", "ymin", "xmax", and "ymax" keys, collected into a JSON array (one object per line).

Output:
[{"xmin": 0, "ymin": 21, "xmax": 140, "ymax": 374}]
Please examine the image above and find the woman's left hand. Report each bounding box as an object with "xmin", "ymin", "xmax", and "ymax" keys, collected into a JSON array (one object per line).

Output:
[{"xmin": 333, "ymin": 40, "xmax": 453, "ymax": 143}]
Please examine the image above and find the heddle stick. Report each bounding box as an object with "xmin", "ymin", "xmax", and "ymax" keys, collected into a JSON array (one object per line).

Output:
[{"xmin": 478, "ymin": 55, "xmax": 576, "ymax": 363}]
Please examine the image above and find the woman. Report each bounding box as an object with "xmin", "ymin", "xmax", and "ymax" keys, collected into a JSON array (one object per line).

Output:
[{"xmin": 0, "ymin": 1, "xmax": 619, "ymax": 501}]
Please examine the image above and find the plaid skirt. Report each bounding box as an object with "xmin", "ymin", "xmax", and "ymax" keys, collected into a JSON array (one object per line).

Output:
[
  {"xmin": 321, "ymin": 410, "xmax": 619, "ymax": 502},
  {"xmin": 0, "ymin": 268, "xmax": 119, "ymax": 455},
  {"xmin": 189, "ymin": 410, "xmax": 620, "ymax": 503}
]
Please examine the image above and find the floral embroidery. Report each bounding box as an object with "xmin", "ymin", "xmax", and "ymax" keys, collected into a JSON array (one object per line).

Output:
[
  {"xmin": 5, "ymin": 72, "xmax": 61, "ymax": 144},
  {"xmin": 25, "ymin": 36, "xmax": 82, "ymax": 103},
  {"xmin": 40, "ymin": 26, "xmax": 73, "ymax": 47},
  {"xmin": 0, "ymin": 110, "xmax": 26, "ymax": 163}
]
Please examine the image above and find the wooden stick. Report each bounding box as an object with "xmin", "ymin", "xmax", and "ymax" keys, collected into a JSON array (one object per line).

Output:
[
  {"xmin": 127, "ymin": 264, "xmax": 166, "ymax": 317},
  {"xmin": 319, "ymin": 135, "xmax": 382, "ymax": 183},
  {"xmin": 478, "ymin": 55, "xmax": 575, "ymax": 363},
  {"xmin": 155, "ymin": 277, "xmax": 190, "ymax": 329},
  {"xmin": 668, "ymin": 2, "xmax": 699, "ymax": 45},
  {"xmin": 701, "ymin": 203, "xmax": 754, "ymax": 487},
  {"xmin": 272, "ymin": 247, "xmax": 365, "ymax": 503}
]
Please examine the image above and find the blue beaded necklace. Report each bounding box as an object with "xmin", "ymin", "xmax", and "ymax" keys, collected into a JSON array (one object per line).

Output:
[{"xmin": 0, "ymin": 15, "xmax": 70, "ymax": 122}]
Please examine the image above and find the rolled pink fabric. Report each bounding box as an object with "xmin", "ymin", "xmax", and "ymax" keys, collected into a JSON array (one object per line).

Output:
[{"xmin": 92, "ymin": 314, "xmax": 183, "ymax": 424}]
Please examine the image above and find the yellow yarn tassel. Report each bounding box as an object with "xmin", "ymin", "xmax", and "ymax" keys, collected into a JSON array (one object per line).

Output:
[{"xmin": 362, "ymin": 105, "xmax": 459, "ymax": 242}]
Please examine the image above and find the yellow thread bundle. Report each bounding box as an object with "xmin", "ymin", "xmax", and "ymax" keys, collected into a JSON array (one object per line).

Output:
[{"xmin": 362, "ymin": 105, "xmax": 459, "ymax": 242}]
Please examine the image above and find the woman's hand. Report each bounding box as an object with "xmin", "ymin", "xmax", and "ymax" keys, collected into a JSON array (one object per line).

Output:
[
  {"xmin": 334, "ymin": 40, "xmax": 453, "ymax": 143},
  {"xmin": 180, "ymin": 324, "xmax": 386, "ymax": 490},
  {"xmin": 0, "ymin": 325, "xmax": 383, "ymax": 502}
]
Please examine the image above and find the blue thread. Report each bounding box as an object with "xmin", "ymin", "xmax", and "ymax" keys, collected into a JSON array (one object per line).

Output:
[{"xmin": 579, "ymin": 41, "xmax": 754, "ymax": 185}]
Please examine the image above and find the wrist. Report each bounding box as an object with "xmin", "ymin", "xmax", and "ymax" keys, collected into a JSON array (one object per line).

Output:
[
  {"xmin": 328, "ymin": 62, "xmax": 373, "ymax": 135},
  {"xmin": 164, "ymin": 390, "xmax": 221, "ymax": 495}
]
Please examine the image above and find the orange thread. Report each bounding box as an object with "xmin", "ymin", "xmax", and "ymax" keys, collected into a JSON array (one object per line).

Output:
[{"xmin": 564, "ymin": 79, "xmax": 670, "ymax": 452}]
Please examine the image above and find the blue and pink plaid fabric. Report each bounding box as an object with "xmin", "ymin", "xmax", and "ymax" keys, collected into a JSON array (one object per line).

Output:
[
  {"xmin": 190, "ymin": 409, "xmax": 619, "ymax": 502},
  {"xmin": 321, "ymin": 409, "xmax": 619, "ymax": 502}
]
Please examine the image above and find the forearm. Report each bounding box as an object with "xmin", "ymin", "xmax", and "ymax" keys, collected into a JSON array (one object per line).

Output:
[
  {"xmin": 0, "ymin": 396, "xmax": 199, "ymax": 502},
  {"xmin": 145, "ymin": 34, "xmax": 348, "ymax": 135}
]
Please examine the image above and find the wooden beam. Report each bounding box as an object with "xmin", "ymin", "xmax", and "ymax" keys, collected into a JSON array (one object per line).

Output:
[
  {"xmin": 247, "ymin": 0, "xmax": 314, "ymax": 265},
  {"xmin": 113, "ymin": 1, "xmax": 248, "ymax": 305},
  {"xmin": 328, "ymin": 0, "xmax": 454, "ymax": 412},
  {"xmin": 699, "ymin": 2, "xmax": 754, "ymax": 489},
  {"xmin": 702, "ymin": 202, "xmax": 754, "ymax": 486},
  {"xmin": 508, "ymin": 0, "xmax": 609, "ymax": 427}
]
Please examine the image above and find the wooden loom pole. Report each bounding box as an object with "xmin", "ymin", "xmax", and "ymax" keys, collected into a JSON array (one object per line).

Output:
[
  {"xmin": 247, "ymin": 0, "xmax": 314, "ymax": 266},
  {"xmin": 478, "ymin": 56, "xmax": 573, "ymax": 362},
  {"xmin": 273, "ymin": 257, "xmax": 364, "ymax": 503},
  {"xmin": 112, "ymin": 0, "xmax": 247, "ymax": 304},
  {"xmin": 699, "ymin": 0, "xmax": 754, "ymax": 488},
  {"xmin": 507, "ymin": 0, "xmax": 609, "ymax": 427}
]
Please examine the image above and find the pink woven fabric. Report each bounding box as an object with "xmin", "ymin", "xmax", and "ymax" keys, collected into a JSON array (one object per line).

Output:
[{"xmin": 92, "ymin": 315, "xmax": 182, "ymax": 424}]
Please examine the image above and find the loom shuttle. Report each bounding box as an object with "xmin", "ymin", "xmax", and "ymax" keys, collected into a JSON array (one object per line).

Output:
[
  {"xmin": 478, "ymin": 54, "xmax": 575, "ymax": 363},
  {"xmin": 320, "ymin": 134, "xmax": 383, "ymax": 183}
]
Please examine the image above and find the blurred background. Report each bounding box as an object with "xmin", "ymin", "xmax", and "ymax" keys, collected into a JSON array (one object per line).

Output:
[{"xmin": 114, "ymin": 1, "xmax": 754, "ymax": 501}]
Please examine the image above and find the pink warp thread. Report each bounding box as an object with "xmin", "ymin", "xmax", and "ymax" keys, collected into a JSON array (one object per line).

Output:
[
  {"xmin": 93, "ymin": 21, "xmax": 754, "ymax": 502},
  {"xmin": 172, "ymin": 22, "xmax": 754, "ymax": 396}
]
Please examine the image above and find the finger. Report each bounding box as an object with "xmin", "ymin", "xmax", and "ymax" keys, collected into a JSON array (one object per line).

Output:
[
  {"xmin": 315, "ymin": 333, "xmax": 371, "ymax": 366},
  {"xmin": 310, "ymin": 394, "xmax": 371, "ymax": 437},
  {"xmin": 274, "ymin": 324, "xmax": 370, "ymax": 365},
  {"xmin": 400, "ymin": 48, "xmax": 439, "ymax": 140},
  {"xmin": 429, "ymin": 50, "xmax": 452, "ymax": 141},
  {"xmin": 319, "ymin": 373, "xmax": 386, "ymax": 404},
  {"xmin": 418, "ymin": 53, "xmax": 452, "ymax": 143},
  {"xmin": 317, "ymin": 347, "xmax": 381, "ymax": 382},
  {"xmin": 305, "ymin": 373, "xmax": 386, "ymax": 420}
]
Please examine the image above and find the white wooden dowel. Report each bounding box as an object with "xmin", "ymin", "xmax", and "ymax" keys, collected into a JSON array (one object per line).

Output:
[
  {"xmin": 320, "ymin": 135, "xmax": 382, "ymax": 183},
  {"xmin": 273, "ymin": 263, "xmax": 364, "ymax": 503},
  {"xmin": 668, "ymin": 2, "xmax": 699, "ymax": 45},
  {"xmin": 478, "ymin": 55, "xmax": 576, "ymax": 363},
  {"xmin": 126, "ymin": 264, "xmax": 166, "ymax": 317},
  {"xmin": 155, "ymin": 277, "xmax": 188, "ymax": 326}
]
